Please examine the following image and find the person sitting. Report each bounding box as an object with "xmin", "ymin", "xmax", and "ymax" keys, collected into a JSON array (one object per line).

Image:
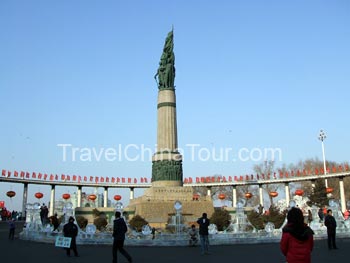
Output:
[{"xmin": 188, "ymin": 224, "xmax": 198, "ymax": 246}]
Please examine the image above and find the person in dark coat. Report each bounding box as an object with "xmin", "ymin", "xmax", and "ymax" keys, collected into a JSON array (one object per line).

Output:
[
  {"xmin": 151, "ymin": 227, "xmax": 156, "ymax": 240},
  {"xmin": 324, "ymin": 209, "xmax": 338, "ymax": 249},
  {"xmin": 280, "ymin": 207, "xmax": 314, "ymax": 263},
  {"xmin": 50, "ymin": 213, "xmax": 60, "ymax": 232},
  {"xmin": 112, "ymin": 211, "xmax": 132, "ymax": 263},
  {"xmin": 318, "ymin": 208, "xmax": 324, "ymax": 223},
  {"xmin": 8, "ymin": 219, "xmax": 15, "ymax": 240},
  {"xmin": 197, "ymin": 212, "xmax": 210, "ymax": 255},
  {"xmin": 40, "ymin": 204, "xmax": 49, "ymax": 225},
  {"xmin": 63, "ymin": 216, "xmax": 79, "ymax": 257}
]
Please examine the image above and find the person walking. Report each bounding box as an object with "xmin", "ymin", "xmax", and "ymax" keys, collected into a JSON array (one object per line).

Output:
[
  {"xmin": 197, "ymin": 212, "xmax": 210, "ymax": 255},
  {"xmin": 280, "ymin": 207, "xmax": 314, "ymax": 263},
  {"xmin": 63, "ymin": 216, "xmax": 79, "ymax": 257},
  {"xmin": 324, "ymin": 209, "xmax": 338, "ymax": 250},
  {"xmin": 112, "ymin": 211, "xmax": 132, "ymax": 263},
  {"xmin": 8, "ymin": 219, "xmax": 15, "ymax": 240}
]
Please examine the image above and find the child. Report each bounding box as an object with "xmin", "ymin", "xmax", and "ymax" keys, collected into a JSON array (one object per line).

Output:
[{"xmin": 188, "ymin": 224, "xmax": 198, "ymax": 246}]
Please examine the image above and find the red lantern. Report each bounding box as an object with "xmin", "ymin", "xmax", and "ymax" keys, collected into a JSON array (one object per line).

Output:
[
  {"xmin": 269, "ymin": 191, "xmax": 278, "ymax": 198},
  {"xmin": 326, "ymin": 187, "xmax": 333, "ymax": 194},
  {"xmin": 245, "ymin": 192, "xmax": 253, "ymax": 199},
  {"xmin": 218, "ymin": 193, "xmax": 226, "ymax": 200},
  {"xmin": 6, "ymin": 191, "xmax": 16, "ymax": 198},
  {"xmin": 62, "ymin": 193, "xmax": 71, "ymax": 200},
  {"xmin": 35, "ymin": 192, "xmax": 43, "ymax": 199},
  {"xmin": 88, "ymin": 194, "xmax": 97, "ymax": 201},
  {"xmin": 114, "ymin": 195, "xmax": 122, "ymax": 201},
  {"xmin": 295, "ymin": 189, "xmax": 304, "ymax": 196}
]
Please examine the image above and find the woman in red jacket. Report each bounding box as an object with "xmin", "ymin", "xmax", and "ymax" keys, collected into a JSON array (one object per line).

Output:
[{"xmin": 280, "ymin": 207, "xmax": 314, "ymax": 263}]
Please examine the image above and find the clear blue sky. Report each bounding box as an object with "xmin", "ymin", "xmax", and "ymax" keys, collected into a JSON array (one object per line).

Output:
[{"xmin": 1, "ymin": 0, "xmax": 349, "ymax": 211}]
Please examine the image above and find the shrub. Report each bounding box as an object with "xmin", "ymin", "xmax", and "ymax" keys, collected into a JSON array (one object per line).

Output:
[
  {"xmin": 58, "ymin": 215, "xmax": 64, "ymax": 225},
  {"xmin": 76, "ymin": 216, "xmax": 88, "ymax": 230},
  {"xmin": 307, "ymin": 179, "xmax": 328, "ymax": 208},
  {"xmin": 210, "ymin": 208, "xmax": 231, "ymax": 231},
  {"xmin": 128, "ymin": 215, "xmax": 148, "ymax": 232},
  {"xmin": 247, "ymin": 210, "xmax": 264, "ymax": 230},
  {"xmin": 94, "ymin": 217, "xmax": 108, "ymax": 231},
  {"xmin": 247, "ymin": 205, "xmax": 287, "ymax": 230},
  {"xmin": 264, "ymin": 205, "xmax": 287, "ymax": 229},
  {"xmin": 92, "ymin": 208, "xmax": 101, "ymax": 218}
]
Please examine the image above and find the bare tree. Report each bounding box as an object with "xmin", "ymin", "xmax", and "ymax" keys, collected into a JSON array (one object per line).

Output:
[
  {"xmin": 236, "ymin": 184, "xmax": 259, "ymax": 207},
  {"xmin": 288, "ymin": 158, "xmax": 350, "ymax": 201},
  {"xmin": 192, "ymin": 174, "xmax": 233, "ymax": 204},
  {"xmin": 253, "ymin": 160, "xmax": 282, "ymax": 207},
  {"xmin": 192, "ymin": 186, "xmax": 207, "ymax": 197}
]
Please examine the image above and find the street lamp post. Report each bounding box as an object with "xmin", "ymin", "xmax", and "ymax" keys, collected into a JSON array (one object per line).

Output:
[{"xmin": 318, "ymin": 129, "xmax": 328, "ymax": 187}]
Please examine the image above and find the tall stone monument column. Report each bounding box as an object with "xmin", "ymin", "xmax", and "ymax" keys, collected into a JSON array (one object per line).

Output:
[
  {"xmin": 125, "ymin": 30, "xmax": 214, "ymax": 227},
  {"xmin": 152, "ymin": 30, "xmax": 183, "ymax": 187}
]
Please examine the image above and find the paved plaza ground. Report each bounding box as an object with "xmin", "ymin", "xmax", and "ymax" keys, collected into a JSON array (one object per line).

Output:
[{"xmin": 1, "ymin": 221, "xmax": 349, "ymax": 262}]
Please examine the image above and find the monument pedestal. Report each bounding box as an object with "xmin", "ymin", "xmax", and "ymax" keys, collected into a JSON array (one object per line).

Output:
[{"xmin": 126, "ymin": 186, "xmax": 214, "ymax": 228}]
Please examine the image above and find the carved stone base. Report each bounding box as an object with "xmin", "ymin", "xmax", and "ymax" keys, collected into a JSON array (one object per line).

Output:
[{"xmin": 126, "ymin": 186, "xmax": 214, "ymax": 227}]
